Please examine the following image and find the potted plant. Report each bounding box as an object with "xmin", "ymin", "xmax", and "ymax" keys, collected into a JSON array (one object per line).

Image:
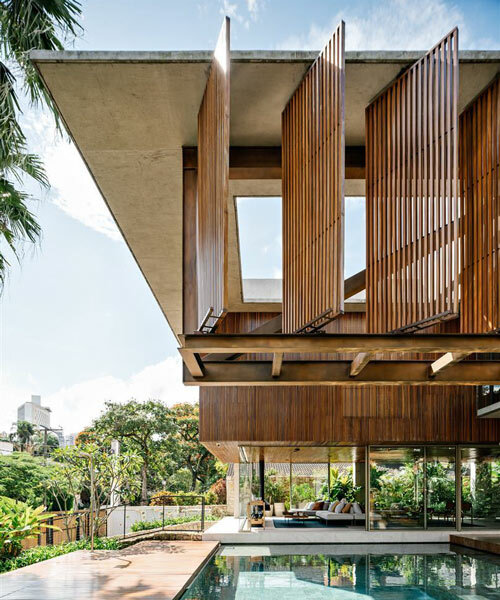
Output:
[{"xmin": 270, "ymin": 481, "xmax": 288, "ymax": 517}]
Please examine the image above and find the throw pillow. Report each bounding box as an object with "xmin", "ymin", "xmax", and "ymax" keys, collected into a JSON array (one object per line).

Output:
[
  {"xmin": 328, "ymin": 501, "xmax": 339, "ymax": 512},
  {"xmin": 305, "ymin": 502, "xmax": 314, "ymax": 510},
  {"xmin": 334, "ymin": 501, "xmax": 346, "ymax": 514},
  {"xmin": 311, "ymin": 501, "xmax": 323, "ymax": 511},
  {"xmin": 352, "ymin": 502, "xmax": 363, "ymax": 514},
  {"xmin": 342, "ymin": 502, "xmax": 352, "ymax": 514}
]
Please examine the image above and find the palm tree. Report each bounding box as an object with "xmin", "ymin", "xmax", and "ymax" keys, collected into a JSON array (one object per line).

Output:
[
  {"xmin": 0, "ymin": 0, "xmax": 82, "ymax": 287},
  {"xmin": 10, "ymin": 419, "xmax": 35, "ymax": 452}
]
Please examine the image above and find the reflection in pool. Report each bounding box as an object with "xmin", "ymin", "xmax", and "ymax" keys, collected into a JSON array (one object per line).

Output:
[{"xmin": 181, "ymin": 544, "xmax": 500, "ymax": 599}]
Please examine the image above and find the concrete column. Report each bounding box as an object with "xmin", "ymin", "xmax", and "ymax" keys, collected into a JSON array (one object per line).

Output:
[{"xmin": 233, "ymin": 463, "xmax": 240, "ymax": 518}]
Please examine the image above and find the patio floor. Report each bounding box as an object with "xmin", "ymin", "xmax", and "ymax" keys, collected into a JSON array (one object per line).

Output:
[
  {"xmin": 0, "ymin": 540, "xmax": 219, "ymax": 600},
  {"xmin": 203, "ymin": 517, "xmax": 499, "ymax": 544}
]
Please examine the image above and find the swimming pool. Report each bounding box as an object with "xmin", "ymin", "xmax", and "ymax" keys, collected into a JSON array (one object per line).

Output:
[{"xmin": 181, "ymin": 544, "xmax": 500, "ymax": 599}]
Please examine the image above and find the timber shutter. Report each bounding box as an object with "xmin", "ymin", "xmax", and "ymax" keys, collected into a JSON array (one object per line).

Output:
[{"xmin": 282, "ymin": 22, "xmax": 345, "ymax": 333}]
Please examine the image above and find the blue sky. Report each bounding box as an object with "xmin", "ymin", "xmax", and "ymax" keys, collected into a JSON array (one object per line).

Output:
[{"xmin": 1, "ymin": 0, "xmax": 499, "ymax": 435}]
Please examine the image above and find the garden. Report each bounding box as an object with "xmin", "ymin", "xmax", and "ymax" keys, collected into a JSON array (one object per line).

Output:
[{"xmin": 0, "ymin": 401, "xmax": 227, "ymax": 573}]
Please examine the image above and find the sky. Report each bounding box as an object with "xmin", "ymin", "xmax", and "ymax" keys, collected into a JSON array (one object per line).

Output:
[{"xmin": 1, "ymin": 0, "xmax": 499, "ymax": 436}]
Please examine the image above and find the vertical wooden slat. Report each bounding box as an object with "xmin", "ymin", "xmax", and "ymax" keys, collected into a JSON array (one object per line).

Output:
[
  {"xmin": 366, "ymin": 29, "xmax": 459, "ymax": 333},
  {"xmin": 460, "ymin": 75, "xmax": 500, "ymax": 332},
  {"xmin": 282, "ymin": 22, "xmax": 345, "ymax": 333},
  {"xmin": 196, "ymin": 17, "xmax": 230, "ymax": 327}
]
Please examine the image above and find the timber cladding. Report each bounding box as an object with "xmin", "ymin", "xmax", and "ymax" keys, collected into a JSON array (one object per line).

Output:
[
  {"xmin": 366, "ymin": 29, "xmax": 460, "ymax": 333},
  {"xmin": 282, "ymin": 22, "xmax": 345, "ymax": 333},
  {"xmin": 196, "ymin": 17, "xmax": 230, "ymax": 327},
  {"xmin": 199, "ymin": 384, "xmax": 500, "ymax": 447},
  {"xmin": 460, "ymin": 75, "xmax": 500, "ymax": 333}
]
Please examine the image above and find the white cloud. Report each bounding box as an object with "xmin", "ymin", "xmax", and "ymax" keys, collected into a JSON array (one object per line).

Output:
[
  {"xmin": 220, "ymin": 0, "xmax": 263, "ymax": 29},
  {"xmin": 1, "ymin": 357, "xmax": 198, "ymax": 436},
  {"xmin": 246, "ymin": 0, "xmax": 262, "ymax": 21},
  {"xmin": 277, "ymin": 0, "xmax": 488, "ymax": 51},
  {"xmin": 21, "ymin": 110, "xmax": 121, "ymax": 241}
]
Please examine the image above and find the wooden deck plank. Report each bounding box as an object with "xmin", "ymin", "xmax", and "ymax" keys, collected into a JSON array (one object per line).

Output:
[{"xmin": 0, "ymin": 541, "xmax": 219, "ymax": 600}]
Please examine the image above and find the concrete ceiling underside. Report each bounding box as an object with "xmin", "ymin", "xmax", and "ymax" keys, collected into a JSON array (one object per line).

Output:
[{"xmin": 31, "ymin": 50, "xmax": 500, "ymax": 339}]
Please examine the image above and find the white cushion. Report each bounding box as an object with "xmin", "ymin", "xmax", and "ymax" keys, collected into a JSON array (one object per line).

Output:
[
  {"xmin": 305, "ymin": 502, "xmax": 314, "ymax": 510},
  {"xmin": 352, "ymin": 502, "xmax": 363, "ymax": 515},
  {"xmin": 334, "ymin": 501, "xmax": 346, "ymax": 514},
  {"xmin": 319, "ymin": 511, "xmax": 352, "ymax": 520}
]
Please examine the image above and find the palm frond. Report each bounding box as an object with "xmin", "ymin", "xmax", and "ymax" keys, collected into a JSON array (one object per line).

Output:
[
  {"xmin": 0, "ymin": 176, "xmax": 41, "ymax": 286},
  {"xmin": 0, "ymin": 0, "xmax": 82, "ymax": 286},
  {"xmin": 0, "ymin": 0, "xmax": 82, "ymax": 112}
]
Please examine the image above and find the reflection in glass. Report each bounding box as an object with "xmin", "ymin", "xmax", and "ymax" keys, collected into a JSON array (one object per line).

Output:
[
  {"xmin": 461, "ymin": 447, "xmax": 500, "ymax": 530},
  {"xmin": 370, "ymin": 447, "xmax": 424, "ymax": 529},
  {"xmin": 427, "ymin": 446, "xmax": 456, "ymax": 528}
]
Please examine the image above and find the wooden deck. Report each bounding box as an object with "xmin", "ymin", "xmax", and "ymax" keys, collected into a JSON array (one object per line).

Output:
[
  {"xmin": 450, "ymin": 533, "xmax": 500, "ymax": 555},
  {"xmin": 0, "ymin": 540, "xmax": 219, "ymax": 600}
]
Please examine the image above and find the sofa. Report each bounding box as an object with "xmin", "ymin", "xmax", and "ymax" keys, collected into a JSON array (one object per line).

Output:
[{"xmin": 289, "ymin": 499, "xmax": 379, "ymax": 525}]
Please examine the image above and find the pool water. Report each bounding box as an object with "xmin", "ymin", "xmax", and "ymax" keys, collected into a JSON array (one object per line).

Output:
[{"xmin": 181, "ymin": 544, "xmax": 500, "ymax": 599}]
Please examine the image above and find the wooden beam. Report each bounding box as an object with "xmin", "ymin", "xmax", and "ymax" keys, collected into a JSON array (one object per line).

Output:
[
  {"xmin": 344, "ymin": 270, "xmax": 366, "ymax": 299},
  {"xmin": 183, "ymin": 360, "xmax": 500, "ymax": 386},
  {"xmin": 430, "ymin": 352, "xmax": 470, "ymax": 376},
  {"xmin": 178, "ymin": 349, "xmax": 204, "ymax": 378},
  {"xmin": 179, "ymin": 333, "xmax": 500, "ymax": 355},
  {"xmin": 202, "ymin": 314, "xmax": 283, "ymax": 362},
  {"xmin": 271, "ymin": 353, "xmax": 283, "ymax": 377},
  {"xmin": 350, "ymin": 352, "xmax": 373, "ymax": 376}
]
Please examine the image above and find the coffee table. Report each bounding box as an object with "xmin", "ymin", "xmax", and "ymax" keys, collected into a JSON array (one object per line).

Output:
[{"xmin": 283, "ymin": 512, "xmax": 314, "ymax": 525}]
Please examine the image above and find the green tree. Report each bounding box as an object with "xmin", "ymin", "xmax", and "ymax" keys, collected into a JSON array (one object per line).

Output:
[
  {"xmin": 90, "ymin": 400, "xmax": 177, "ymax": 504},
  {"xmin": 52, "ymin": 443, "xmax": 141, "ymax": 549},
  {"xmin": 169, "ymin": 403, "xmax": 219, "ymax": 492},
  {"xmin": 0, "ymin": 453, "xmax": 61, "ymax": 508},
  {"xmin": 0, "ymin": 0, "xmax": 82, "ymax": 286},
  {"xmin": 32, "ymin": 431, "xmax": 59, "ymax": 456},
  {"xmin": 10, "ymin": 420, "xmax": 34, "ymax": 452}
]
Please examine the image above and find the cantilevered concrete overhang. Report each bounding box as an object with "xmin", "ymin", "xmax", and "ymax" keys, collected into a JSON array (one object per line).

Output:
[{"xmin": 30, "ymin": 50, "xmax": 500, "ymax": 339}]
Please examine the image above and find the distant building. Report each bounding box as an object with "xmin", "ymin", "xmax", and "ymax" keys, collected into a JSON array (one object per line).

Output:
[
  {"xmin": 17, "ymin": 395, "xmax": 51, "ymax": 429},
  {"xmin": 54, "ymin": 429, "xmax": 65, "ymax": 447},
  {"xmin": 64, "ymin": 433, "xmax": 77, "ymax": 447}
]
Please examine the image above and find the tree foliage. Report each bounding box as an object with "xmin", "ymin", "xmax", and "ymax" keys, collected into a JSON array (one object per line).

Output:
[
  {"xmin": 9, "ymin": 420, "xmax": 34, "ymax": 452},
  {"xmin": 51, "ymin": 442, "xmax": 141, "ymax": 548},
  {"xmin": 89, "ymin": 400, "xmax": 177, "ymax": 503},
  {"xmin": 0, "ymin": 452, "xmax": 57, "ymax": 507},
  {"xmin": 0, "ymin": 0, "xmax": 82, "ymax": 286},
  {"xmin": 169, "ymin": 403, "xmax": 219, "ymax": 492},
  {"xmin": 87, "ymin": 400, "xmax": 220, "ymax": 502}
]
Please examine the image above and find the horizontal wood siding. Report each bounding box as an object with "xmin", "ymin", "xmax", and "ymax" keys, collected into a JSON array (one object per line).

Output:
[
  {"xmin": 196, "ymin": 17, "xmax": 230, "ymax": 327},
  {"xmin": 366, "ymin": 29, "xmax": 459, "ymax": 332},
  {"xmin": 282, "ymin": 22, "xmax": 345, "ymax": 333},
  {"xmin": 460, "ymin": 75, "xmax": 500, "ymax": 332}
]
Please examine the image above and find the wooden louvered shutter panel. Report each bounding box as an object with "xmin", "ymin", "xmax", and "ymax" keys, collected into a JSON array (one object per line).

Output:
[
  {"xmin": 460, "ymin": 75, "xmax": 500, "ymax": 333},
  {"xmin": 197, "ymin": 17, "xmax": 230, "ymax": 327},
  {"xmin": 282, "ymin": 22, "xmax": 345, "ymax": 334},
  {"xmin": 366, "ymin": 29, "xmax": 459, "ymax": 333}
]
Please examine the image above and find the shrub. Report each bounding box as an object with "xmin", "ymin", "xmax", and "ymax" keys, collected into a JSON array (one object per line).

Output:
[
  {"xmin": 149, "ymin": 491, "xmax": 203, "ymax": 506},
  {"xmin": 150, "ymin": 491, "xmax": 176, "ymax": 506},
  {"xmin": 0, "ymin": 537, "xmax": 119, "ymax": 573},
  {"xmin": 207, "ymin": 478, "xmax": 226, "ymax": 504},
  {"xmin": 131, "ymin": 514, "xmax": 218, "ymax": 532},
  {"xmin": 291, "ymin": 482, "xmax": 316, "ymax": 506},
  {"xmin": 0, "ymin": 496, "xmax": 59, "ymax": 559}
]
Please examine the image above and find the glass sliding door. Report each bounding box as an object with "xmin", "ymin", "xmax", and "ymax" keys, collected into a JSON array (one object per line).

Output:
[
  {"xmin": 370, "ymin": 447, "xmax": 424, "ymax": 529},
  {"xmin": 461, "ymin": 447, "xmax": 500, "ymax": 529},
  {"xmin": 426, "ymin": 447, "xmax": 456, "ymax": 528},
  {"xmin": 238, "ymin": 447, "xmax": 253, "ymax": 531}
]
